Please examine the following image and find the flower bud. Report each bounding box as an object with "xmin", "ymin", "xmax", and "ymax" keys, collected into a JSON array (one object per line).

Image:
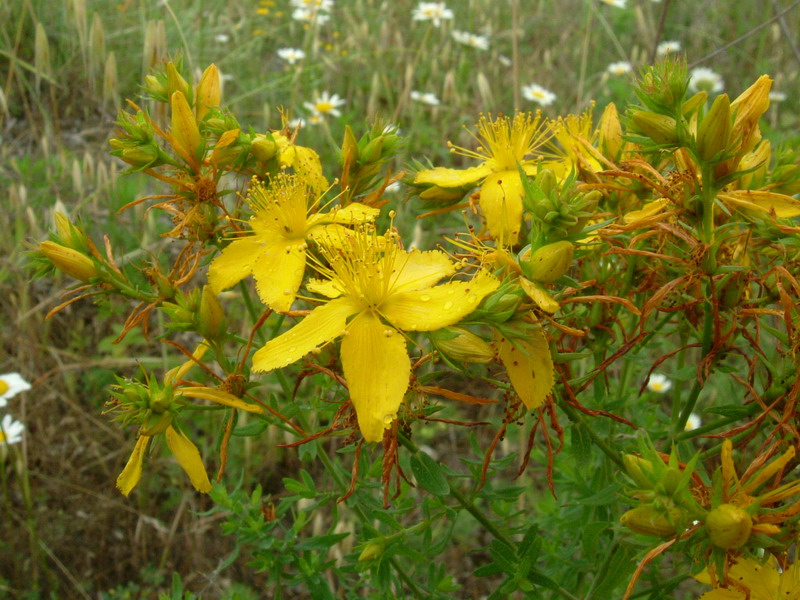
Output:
[
  {"xmin": 598, "ymin": 102, "xmax": 623, "ymax": 159},
  {"xmin": 144, "ymin": 74, "xmax": 166, "ymax": 96},
  {"xmin": 525, "ymin": 241, "xmax": 574, "ymax": 283},
  {"xmin": 251, "ymin": 134, "xmax": 278, "ymax": 162},
  {"xmin": 696, "ymin": 94, "xmax": 731, "ymax": 161},
  {"xmin": 195, "ymin": 64, "xmax": 221, "ymax": 121},
  {"xmin": 620, "ymin": 504, "xmax": 684, "ymax": 537},
  {"xmin": 358, "ymin": 539, "xmax": 385, "ymax": 562},
  {"xmin": 431, "ymin": 327, "xmax": 495, "ymax": 364},
  {"xmin": 40, "ymin": 241, "xmax": 99, "ymax": 282},
  {"xmin": 165, "ymin": 62, "xmax": 190, "ymax": 99},
  {"xmin": 171, "ymin": 91, "xmax": 202, "ymax": 162},
  {"xmin": 623, "ymin": 454, "xmax": 656, "ymax": 489},
  {"xmin": 198, "ymin": 285, "xmax": 226, "ymax": 340},
  {"xmin": 120, "ymin": 145, "xmax": 159, "ymax": 167},
  {"xmin": 705, "ymin": 504, "xmax": 752, "ymax": 549},
  {"xmin": 631, "ymin": 111, "xmax": 679, "ymax": 145}
]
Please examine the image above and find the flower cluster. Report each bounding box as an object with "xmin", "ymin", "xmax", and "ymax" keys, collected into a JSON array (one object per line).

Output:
[{"xmin": 0, "ymin": 373, "xmax": 28, "ymax": 447}]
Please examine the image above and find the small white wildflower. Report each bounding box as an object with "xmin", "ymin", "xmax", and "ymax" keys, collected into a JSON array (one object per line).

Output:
[
  {"xmin": 0, "ymin": 414, "xmax": 24, "ymax": 445},
  {"xmin": 656, "ymin": 40, "xmax": 681, "ymax": 56},
  {"xmin": 684, "ymin": 413, "xmax": 702, "ymax": 431},
  {"xmin": 598, "ymin": 0, "xmax": 627, "ymax": 7},
  {"xmin": 277, "ymin": 48, "xmax": 306, "ymax": 65},
  {"xmin": 498, "ymin": 54, "xmax": 512, "ymax": 67},
  {"xmin": 290, "ymin": 0, "xmax": 334, "ymax": 10},
  {"xmin": 0, "ymin": 373, "xmax": 31, "ymax": 408},
  {"xmin": 288, "ymin": 117, "xmax": 306, "ymax": 129},
  {"xmin": 769, "ymin": 90, "xmax": 787, "ymax": 103},
  {"xmin": 214, "ymin": 33, "xmax": 230, "ymax": 44},
  {"xmin": 303, "ymin": 91, "xmax": 345, "ymax": 117},
  {"xmin": 521, "ymin": 83, "xmax": 556, "ymax": 107},
  {"xmin": 607, "ymin": 61, "xmax": 632, "ymax": 75},
  {"xmin": 384, "ymin": 181, "xmax": 402, "ymax": 194},
  {"xmin": 452, "ymin": 30, "xmax": 489, "ymax": 51},
  {"xmin": 646, "ymin": 373, "xmax": 672, "ymax": 394},
  {"xmin": 412, "ymin": 2, "xmax": 454, "ymax": 27},
  {"xmin": 688, "ymin": 67, "xmax": 724, "ymax": 94},
  {"xmin": 292, "ymin": 7, "xmax": 331, "ymax": 24},
  {"xmin": 410, "ymin": 90, "xmax": 441, "ymax": 106}
]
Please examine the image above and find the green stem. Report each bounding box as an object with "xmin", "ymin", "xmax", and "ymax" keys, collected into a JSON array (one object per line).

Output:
[
  {"xmin": 674, "ymin": 294, "xmax": 714, "ymax": 434},
  {"xmin": 559, "ymin": 399, "xmax": 625, "ymax": 470}
]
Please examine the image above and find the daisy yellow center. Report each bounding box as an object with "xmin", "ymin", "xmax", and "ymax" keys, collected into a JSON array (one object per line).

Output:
[
  {"xmin": 316, "ymin": 101, "xmax": 334, "ymax": 114},
  {"xmin": 0, "ymin": 380, "xmax": 8, "ymax": 395},
  {"xmin": 650, "ymin": 382, "xmax": 666, "ymax": 392},
  {"xmin": 451, "ymin": 112, "xmax": 552, "ymax": 172},
  {"xmin": 0, "ymin": 432, "xmax": 5, "ymax": 442}
]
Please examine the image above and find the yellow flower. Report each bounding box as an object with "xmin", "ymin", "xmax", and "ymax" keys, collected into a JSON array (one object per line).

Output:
[
  {"xmin": 208, "ymin": 173, "xmax": 379, "ymax": 312},
  {"xmin": 696, "ymin": 556, "xmax": 800, "ymax": 599},
  {"xmin": 252, "ymin": 228, "xmax": 499, "ymax": 441},
  {"xmin": 414, "ymin": 113, "xmax": 551, "ymax": 246},
  {"xmin": 116, "ymin": 344, "xmax": 264, "ymax": 496}
]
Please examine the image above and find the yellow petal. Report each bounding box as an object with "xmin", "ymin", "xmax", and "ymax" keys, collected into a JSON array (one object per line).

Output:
[
  {"xmin": 179, "ymin": 386, "xmax": 264, "ymax": 413},
  {"xmin": 697, "ymin": 590, "xmax": 746, "ymax": 600},
  {"xmin": 720, "ymin": 439, "xmax": 739, "ymax": 498},
  {"xmin": 726, "ymin": 557, "xmax": 780, "ymax": 598},
  {"xmin": 390, "ymin": 249, "xmax": 455, "ymax": 293},
  {"xmin": 116, "ymin": 435, "xmax": 151, "ymax": 496},
  {"xmin": 340, "ymin": 313, "xmax": 410, "ymax": 442},
  {"xmin": 165, "ymin": 426, "xmax": 212, "ymax": 493},
  {"xmin": 479, "ymin": 170, "xmax": 524, "ymax": 246},
  {"xmin": 165, "ymin": 341, "xmax": 210, "ymax": 385},
  {"xmin": 306, "ymin": 278, "xmax": 343, "ymax": 298},
  {"xmin": 496, "ymin": 328, "xmax": 554, "ymax": 410},
  {"xmin": 414, "ymin": 164, "xmax": 493, "ymax": 188},
  {"xmin": 622, "ymin": 198, "xmax": 671, "ymax": 224},
  {"xmin": 252, "ymin": 298, "xmax": 358, "ymax": 372},
  {"xmin": 323, "ymin": 202, "xmax": 380, "ymax": 225},
  {"xmin": 209, "ymin": 237, "xmax": 263, "ymax": 292},
  {"xmin": 718, "ymin": 190, "xmax": 800, "ymax": 218},
  {"xmin": 251, "ymin": 238, "xmax": 308, "ymax": 313},
  {"xmin": 520, "ymin": 278, "xmax": 560, "ymax": 313},
  {"xmin": 382, "ymin": 271, "xmax": 499, "ymax": 331},
  {"xmin": 280, "ymin": 145, "xmax": 328, "ymax": 193}
]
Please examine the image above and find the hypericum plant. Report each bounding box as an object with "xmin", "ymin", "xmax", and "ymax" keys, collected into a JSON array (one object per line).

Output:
[{"xmin": 33, "ymin": 57, "xmax": 800, "ymax": 598}]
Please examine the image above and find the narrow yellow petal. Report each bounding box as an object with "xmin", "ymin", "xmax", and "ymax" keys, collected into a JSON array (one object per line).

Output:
[
  {"xmin": 496, "ymin": 328, "xmax": 554, "ymax": 410},
  {"xmin": 340, "ymin": 313, "xmax": 410, "ymax": 442},
  {"xmin": 382, "ymin": 271, "xmax": 499, "ymax": 331},
  {"xmin": 479, "ymin": 170, "xmax": 523, "ymax": 245},
  {"xmin": 208, "ymin": 237, "xmax": 263, "ymax": 293},
  {"xmin": 170, "ymin": 91, "xmax": 201, "ymax": 160},
  {"xmin": 622, "ymin": 198, "xmax": 671, "ymax": 224},
  {"xmin": 251, "ymin": 238, "xmax": 308, "ymax": 313},
  {"xmin": 414, "ymin": 164, "xmax": 493, "ymax": 188},
  {"xmin": 719, "ymin": 190, "xmax": 800, "ymax": 218},
  {"xmin": 742, "ymin": 445, "xmax": 795, "ymax": 495},
  {"xmin": 306, "ymin": 278, "xmax": 344, "ymax": 298},
  {"xmin": 179, "ymin": 386, "xmax": 264, "ymax": 413},
  {"xmin": 252, "ymin": 298, "xmax": 358, "ymax": 372},
  {"xmin": 165, "ymin": 426, "xmax": 212, "ymax": 493},
  {"xmin": 116, "ymin": 435, "xmax": 151, "ymax": 496},
  {"xmin": 165, "ymin": 341, "xmax": 210, "ymax": 385},
  {"xmin": 322, "ymin": 202, "xmax": 381, "ymax": 225},
  {"xmin": 720, "ymin": 439, "xmax": 739, "ymax": 498},
  {"xmin": 520, "ymin": 278, "xmax": 560, "ymax": 313},
  {"xmin": 390, "ymin": 249, "xmax": 455, "ymax": 293}
]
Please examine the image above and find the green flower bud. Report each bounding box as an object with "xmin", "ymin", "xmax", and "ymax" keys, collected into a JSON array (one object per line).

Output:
[
  {"xmin": 620, "ymin": 504, "xmax": 684, "ymax": 538},
  {"xmin": 526, "ymin": 241, "xmax": 574, "ymax": 283},
  {"xmin": 696, "ymin": 94, "xmax": 732, "ymax": 161},
  {"xmin": 705, "ymin": 504, "xmax": 752, "ymax": 549},
  {"xmin": 631, "ymin": 111, "xmax": 679, "ymax": 145},
  {"xmin": 431, "ymin": 327, "xmax": 495, "ymax": 364}
]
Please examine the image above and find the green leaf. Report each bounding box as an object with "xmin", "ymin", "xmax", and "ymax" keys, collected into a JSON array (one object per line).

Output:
[
  {"xmin": 587, "ymin": 544, "xmax": 638, "ymax": 599},
  {"xmin": 410, "ymin": 452, "xmax": 450, "ymax": 497}
]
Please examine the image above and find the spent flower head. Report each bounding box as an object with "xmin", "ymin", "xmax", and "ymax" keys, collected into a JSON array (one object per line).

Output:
[
  {"xmin": 412, "ymin": 2, "xmax": 454, "ymax": 27},
  {"xmin": 0, "ymin": 373, "xmax": 31, "ymax": 407},
  {"xmin": 522, "ymin": 83, "xmax": 556, "ymax": 107}
]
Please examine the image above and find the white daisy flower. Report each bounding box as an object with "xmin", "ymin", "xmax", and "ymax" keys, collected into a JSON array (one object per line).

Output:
[
  {"xmin": 598, "ymin": 0, "xmax": 627, "ymax": 7},
  {"xmin": 684, "ymin": 413, "xmax": 702, "ymax": 431},
  {"xmin": 607, "ymin": 61, "xmax": 632, "ymax": 75},
  {"xmin": 288, "ymin": 117, "xmax": 306, "ymax": 129},
  {"xmin": 0, "ymin": 414, "xmax": 24, "ymax": 445},
  {"xmin": 410, "ymin": 90, "xmax": 441, "ymax": 106},
  {"xmin": 292, "ymin": 7, "xmax": 331, "ymax": 24},
  {"xmin": 646, "ymin": 373, "xmax": 672, "ymax": 394},
  {"xmin": 214, "ymin": 33, "xmax": 230, "ymax": 44},
  {"xmin": 521, "ymin": 83, "xmax": 556, "ymax": 107},
  {"xmin": 656, "ymin": 40, "xmax": 681, "ymax": 56},
  {"xmin": 412, "ymin": 2, "xmax": 454, "ymax": 27},
  {"xmin": 0, "ymin": 373, "xmax": 31, "ymax": 408},
  {"xmin": 452, "ymin": 30, "xmax": 489, "ymax": 51},
  {"xmin": 769, "ymin": 90, "xmax": 787, "ymax": 103},
  {"xmin": 290, "ymin": 0, "xmax": 334, "ymax": 10},
  {"xmin": 303, "ymin": 91, "xmax": 345, "ymax": 117},
  {"xmin": 688, "ymin": 67, "xmax": 724, "ymax": 94},
  {"xmin": 277, "ymin": 48, "xmax": 306, "ymax": 65}
]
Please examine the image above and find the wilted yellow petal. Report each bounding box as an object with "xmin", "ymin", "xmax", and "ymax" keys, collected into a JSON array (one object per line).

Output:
[
  {"xmin": 252, "ymin": 298, "xmax": 358, "ymax": 372},
  {"xmin": 251, "ymin": 238, "xmax": 308, "ymax": 313},
  {"xmin": 208, "ymin": 237, "xmax": 263, "ymax": 293},
  {"xmin": 165, "ymin": 426, "xmax": 211, "ymax": 493},
  {"xmin": 622, "ymin": 198, "xmax": 671, "ymax": 224},
  {"xmin": 742, "ymin": 445, "xmax": 795, "ymax": 495},
  {"xmin": 520, "ymin": 278, "xmax": 560, "ymax": 313},
  {"xmin": 382, "ymin": 271, "xmax": 499, "ymax": 331},
  {"xmin": 340, "ymin": 313, "xmax": 410, "ymax": 442},
  {"xmin": 390, "ymin": 249, "xmax": 455, "ymax": 293},
  {"xmin": 718, "ymin": 190, "xmax": 800, "ymax": 218},
  {"xmin": 479, "ymin": 170, "xmax": 524, "ymax": 246},
  {"xmin": 414, "ymin": 164, "xmax": 493, "ymax": 188},
  {"xmin": 720, "ymin": 439, "xmax": 739, "ymax": 498},
  {"xmin": 116, "ymin": 435, "xmax": 150, "ymax": 496},
  {"xmin": 496, "ymin": 328, "xmax": 554, "ymax": 410},
  {"xmin": 179, "ymin": 386, "xmax": 264, "ymax": 413}
]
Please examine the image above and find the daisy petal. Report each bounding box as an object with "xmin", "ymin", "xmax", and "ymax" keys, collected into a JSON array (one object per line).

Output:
[
  {"xmin": 166, "ymin": 426, "xmax": 212, "ymax": 493},
  {"xmin": 340, "ymin": 313, "xmax": 411, "ymax": 442},
  {"xmin": 252, "ymin": 298, "xmax": 358, "ymax": 372}
]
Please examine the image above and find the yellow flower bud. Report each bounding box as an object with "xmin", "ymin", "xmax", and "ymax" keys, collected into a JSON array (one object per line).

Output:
[
  {"xmin": 195, "ymin": 64, "xmax": 221, "ymax": 121},
  {"xmin": 170, "ymin": 91, "xmax": 202, "ymax": 162},
  {"xmin": 251, "ymin": 134, "xmax": 278, "ymax": 162},
  {"xmin": 705, "ymin": 504, "xmax": 752, "ymax": 549},
  {"xmin": 144, "ymin": 74, "xmax": 166, "ymax": 96},
  {"xmin": 696, "ymin": 93, "xmax": 731, "ymax": 161},
  {"xmin": 623, "ymin": 454, "xmax": 655, "ymax": 489},
  {"xmin": 431, "ymin": 327, "xmax": 495, "ymax": 364},
  {"xmin": 620, "ymin": 504, "xmax": 684, "ymax": 537},
  {"xmin": 358, "ymin": 539, "xmax": 385, "ymax": 562},
  {"xmin": 40, "ymin": 241, "xmax": 99, "ymax": 282},
  {"xmin": 198, "ymin": 285, "xmax": 226, "ymax": 340},
  {"xmin": 526, "ymin": 241, "xmax": 574, "ymax": 283},
  {"xmin": 598, "ymin": 102, "xmax": 623, "ymax": 159},
  {"xmin": 631, "ymin": 111, "xmax": 679, "ymax": 145},
  {"xmin": 120, "ymin": 145, "xmax": 159, "ymax": 166},
  {"xmin": 165, "ymin": 62, "xmax": 190, "ymax": 98}
]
